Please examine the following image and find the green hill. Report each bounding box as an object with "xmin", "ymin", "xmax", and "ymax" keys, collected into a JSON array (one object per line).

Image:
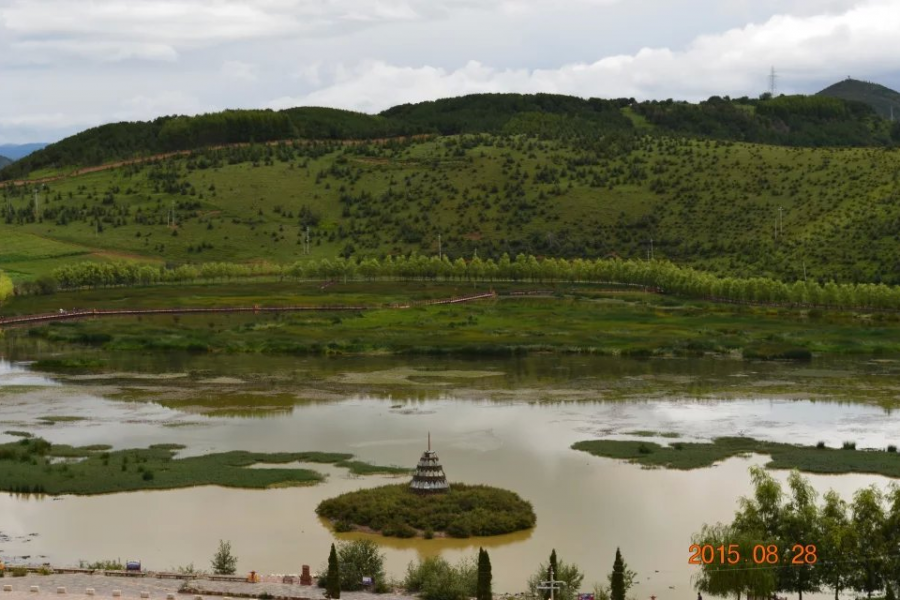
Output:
[
  {"xmin": 3, "ymin": 133, "xmax": 900, "ymax": 284},
  {"xmin": 5, "ymin": 92, "xmax": 899, "ymax": 182},
  {"xmin": 0, "ymin": 155, "xmax": 11, "ymax": 170},
  {"xmin": 818, "ymin": 78, "xmax": 900, "ymax": 120}
]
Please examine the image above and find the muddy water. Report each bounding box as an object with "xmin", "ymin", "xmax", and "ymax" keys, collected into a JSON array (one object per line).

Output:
[{"xmin": 2, "ymin": 351, "xmax": 900, "ymax": 597}]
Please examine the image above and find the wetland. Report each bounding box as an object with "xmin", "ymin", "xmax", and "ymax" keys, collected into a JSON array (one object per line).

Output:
[{"xmin": 2, "ymin": 342, "xmax": 900, "ymax": 598}]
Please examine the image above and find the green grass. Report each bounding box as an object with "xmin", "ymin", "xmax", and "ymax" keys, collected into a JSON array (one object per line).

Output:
[
  {"xmin": 37, "ymin": 416, "xmax": 87, "ymax": 423},
  {"xmin": 12, "ymin": 281, "xmax": 900, "ymax": 359},
  {"xmin": 4, "ymin": 133, "xmax": 900, "ymax": 283},
  {"xmin": 316, "ymin": 482, "xmax": 536, "ymax": 538},
  {"xmin": 572, "ymin": 436, "xmax": 900, "ymax": 477},
  {"xmin": 0, "ymin": 437, "xmax": 407, "ymax": 495}
]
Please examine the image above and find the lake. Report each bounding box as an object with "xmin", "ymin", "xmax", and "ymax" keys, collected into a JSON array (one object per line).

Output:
[{"xmin": 2, "ymin": 344, "xmax": 900, "ymax": 597}]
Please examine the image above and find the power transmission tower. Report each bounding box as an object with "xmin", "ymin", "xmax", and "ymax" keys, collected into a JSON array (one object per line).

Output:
[{"xmin": 768, "ymin": 67, "xmax": 778, "ymax": 96}]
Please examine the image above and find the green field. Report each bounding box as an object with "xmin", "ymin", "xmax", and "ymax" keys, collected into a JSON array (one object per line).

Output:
[
  {"xmin": 7, "ymin": 281, "xmax": 900, "ymax": 359},
  {"xmin": 572, "ymin": 436, "xmax": 900, "ymax": 477},
  {"xmin": 3, "ymin": 134, "xmax": 900, "ymax": 283},
  {"xmin": 0, "ymin": 437, "xmax": 408, "ymax": 495}
]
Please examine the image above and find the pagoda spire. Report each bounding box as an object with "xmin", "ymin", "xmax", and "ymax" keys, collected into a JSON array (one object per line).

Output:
[{"xmin": 428, "ymin": 432, "xmax": 431, "ymax": 452}]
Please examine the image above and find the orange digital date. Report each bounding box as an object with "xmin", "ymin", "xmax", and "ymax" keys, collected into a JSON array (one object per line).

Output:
[{"xmin": 689, "ymin": 544, "xmax": 817, "ymax": 565}]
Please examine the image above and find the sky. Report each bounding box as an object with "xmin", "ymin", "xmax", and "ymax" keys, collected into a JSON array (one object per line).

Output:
[{"xmin": 1, "ymin": 0, "xmax": 899, "ymax": 144}]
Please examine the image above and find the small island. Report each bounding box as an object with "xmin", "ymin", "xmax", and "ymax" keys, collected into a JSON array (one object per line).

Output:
[
  {"xmin": 316, "ymin": 435, "xmax": 536, "ymax": 538},
  {"xmin": 0, "ymin": 437, "xmax": 409, "ymax": 495}
]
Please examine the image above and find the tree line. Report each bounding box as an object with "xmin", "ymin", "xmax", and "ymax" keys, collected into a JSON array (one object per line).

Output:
[
  {"xmin": 23, "ymin": 254, "xmax": 900, "ymax": 312},
  {"xmin": 6, "ymin": 91, "xmax": 898, "ymax": 181},
  {"xmin": 693, "ymin": 466, "xmax": 900, "ymax": 600}
]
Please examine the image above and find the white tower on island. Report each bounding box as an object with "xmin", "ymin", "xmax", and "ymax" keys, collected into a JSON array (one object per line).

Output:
[{"xmin": 409, "ymin": 433, "xmax": 450, "ymax": 494}]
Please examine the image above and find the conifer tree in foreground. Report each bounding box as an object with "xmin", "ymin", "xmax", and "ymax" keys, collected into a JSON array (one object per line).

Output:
[
  {"xmin": 544, "ymin": 549, "xmax": 559, "ymax": 600},
  {"xmin": 326, "ymin": 543, "xmax": 341, "ymax": 599},
  {"xmin": 610, "ymin": 548, "xmax": 625, "ymax": 600},
  {"xmin": 477, "ymin": 547, "xmax": 493, "ymax": 600}
]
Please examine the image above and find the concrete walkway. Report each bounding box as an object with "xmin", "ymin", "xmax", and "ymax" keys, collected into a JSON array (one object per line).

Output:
[{"xmin": 0, "ymin": 574, "xmax": 419, "ymax": 600}]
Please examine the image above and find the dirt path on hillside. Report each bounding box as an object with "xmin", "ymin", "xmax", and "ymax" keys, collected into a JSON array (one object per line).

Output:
[{"xmin": 0, "ymin": 135, "xmax": 433, "ymax": 189}]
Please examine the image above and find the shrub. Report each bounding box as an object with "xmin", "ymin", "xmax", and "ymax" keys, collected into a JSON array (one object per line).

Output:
[
  {"xmin": 842, "ymin": 441, "xmax": 857, "ymax": 450},
  {"xmin": 816, "ymin": 441, "xmax": 826, "ymax": 449},
  {"xmin": 11, "ymin": 567, "xmax": 28, "ymax": 577},
  {"xmin": 142, "ymin": 470, "xmax": 154, "ymax": 481},
  {"xmin": 337, "ymin": 540, "xmax": 385, "ymax": 592},
  {"xmin": 637, "ymin": 443, "xmax": 653, "ymax": 454},
  {"xmin": 404, "ymin": 556, "xmax": 477, "ymax": 600},
  {"xmin": 888, "ymin": 445, "xmax": 897, "ymax": 453},
  {"xmin": 333, "ymin": 521, "xmax": 354, "ymax": 533},
  {"xmin": 383, "ymin": 521, "xmax": 417, "ymax": 538}
]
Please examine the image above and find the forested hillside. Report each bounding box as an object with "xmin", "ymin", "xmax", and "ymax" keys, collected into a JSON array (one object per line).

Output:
[
  {"xmin": 3, "ymin": 134, "xmax": 900, "ymax": 284},
  {"xmin": 4, "ymin": 90, "xmax": 899, "ymax": 181},
  {"xmin": 818, "ymin": 78, "xmax": 900, "ymax": 120}
]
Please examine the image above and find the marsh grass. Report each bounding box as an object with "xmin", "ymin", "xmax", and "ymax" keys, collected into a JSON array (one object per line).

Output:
[
  {"xmin": 0, "ymin": 438, "xmax": 406, "ymax": 495},
  {"xmin": 572, "ymin": 437, "xmax": 900, "ymax": 477}
]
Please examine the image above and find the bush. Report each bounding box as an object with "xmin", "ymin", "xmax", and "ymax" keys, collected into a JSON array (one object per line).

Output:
[
  {"xmin": 816, "ymin": 441, "xmax": 826, "ymax": 449},
  {"xmin": 383, "ymin": 521, "xmax": 417, "ymax": 538},
  {"xmin": 888, "ymin": 445, "xmax": 897, "ymax": 453},
  {"xmin": 142, "ymin": 470, "xmax": 154, "ymax": 481},
  {"xmin": 842, "ymin": 441, "xmax": 857, "ymax": 450},
  {"xmin": 334, "ymin": 520, "xmax": 354, "ymax": 533},
  {"xmin": 337, "ymin": 540, "xmax": 385, "ymax": 592},
  {"xmin": 11, "ymin": 567, "xmax": 28, "ymax": 577},
  {"xmin": 404, "ymin": 556, "xmax": 477, "ymax": 600}
]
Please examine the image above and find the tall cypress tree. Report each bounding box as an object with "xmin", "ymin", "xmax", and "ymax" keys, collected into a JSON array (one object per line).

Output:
[
  {"xmin": 610, "ymin": 548, "xmax": 625, "ymax": 600},
  {"xmin": 326, "ymin": 543, "xmax": 341, "ymax": 599},
  {"xmin": 477, "ymin": 548, "xmax": 493, "ymax": 600},
  {"xmin": 544, "ymin": 549, "xmax": 558, "ymax": 600}
]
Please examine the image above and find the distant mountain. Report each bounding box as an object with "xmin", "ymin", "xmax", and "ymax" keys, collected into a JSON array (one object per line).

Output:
[
  {"xmin": 817, "ymin": 78, "xmax": 900, "ymax": 120},
  {"xmin": 0, "ymin": 143, "xmax": 49, "ymax": 161},
  {"xmin": 0, "ymin": 155, "xmax": 12, "ymax": 170}
]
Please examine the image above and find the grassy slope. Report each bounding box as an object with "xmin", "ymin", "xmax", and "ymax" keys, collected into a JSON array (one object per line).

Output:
[
  {"xmin": 0, "ymin": 438, "xmax": 408, "ymax": 495},
  {"xmin": 2, "ymin": 135, "xmax": 900, "ymax": 283},
  {"xmin": 7, "ymin": 282, "xmax": 900, "ymax": 359},
  {"xmin": 572, "ymin": 437, "xmax": 900, "ymax": 478}
]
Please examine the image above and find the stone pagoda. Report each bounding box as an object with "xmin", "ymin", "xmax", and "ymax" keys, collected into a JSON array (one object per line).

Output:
[{"xmin": 409, "ymin": 433, "xmax": 450, "ymax": 494}]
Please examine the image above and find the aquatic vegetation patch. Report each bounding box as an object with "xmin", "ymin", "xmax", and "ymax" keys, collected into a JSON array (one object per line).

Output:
[
  {"xmin": 317, "ymin": 483, "xmax": 536, "ymax": 538},
  {"xmin": 573, "ymin": 436, "xmax": 900, "ymax": 477},
  {"xmin": 0, "ymin": 437, "xmax": 406, "ymax": 495}
]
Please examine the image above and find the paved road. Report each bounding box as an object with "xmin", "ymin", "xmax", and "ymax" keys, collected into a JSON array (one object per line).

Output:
[{"xmin": 0, "ymin": 574, "xmax": 420, "ymax": 600}]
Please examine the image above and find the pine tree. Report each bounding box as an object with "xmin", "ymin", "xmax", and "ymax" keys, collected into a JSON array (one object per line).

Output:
[
  {"xmin": 211, "ymin": 540, "xmax": 237, "ymax": 575},
  {"xmin": 477, "ymin": 548, "xmax": 493, "ymax": 600},
  {"xmin": 610, "ymin": 548, "xmax": 625, "ymax": 600},
  {"xmin": 326, "ymin": 543, "xmax": 341, "ymax": 599}
]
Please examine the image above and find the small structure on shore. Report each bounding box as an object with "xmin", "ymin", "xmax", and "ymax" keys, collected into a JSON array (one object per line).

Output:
[{"xmin": 409, "ymin": 433, "xmax": 450, "ymax": 494}]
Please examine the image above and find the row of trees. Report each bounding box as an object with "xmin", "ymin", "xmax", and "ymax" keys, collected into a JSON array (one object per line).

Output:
[
  {"xmin": 693, "ymin": 467, "xmax": 900, "ymax": 600},
  {"xmin": 0, "ymin": 270, "xmax": 13, "ymax": 307},
  {"xmin": 35, "ymin": 254, "xmax": 900, "ymax": 311}
]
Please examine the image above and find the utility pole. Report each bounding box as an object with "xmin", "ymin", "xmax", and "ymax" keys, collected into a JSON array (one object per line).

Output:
[{"xmin": 536, "ymin": 567, "xmax": 566, "ymax": 600}]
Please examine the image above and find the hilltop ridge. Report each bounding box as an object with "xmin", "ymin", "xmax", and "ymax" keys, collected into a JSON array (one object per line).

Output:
[
  {"xmin": 818, "ymin": 78, "xmax": 900, "ymax": 120},
  {"xmin": 4, "ymin": 90, "xmax": 900, "ymax": 181}
]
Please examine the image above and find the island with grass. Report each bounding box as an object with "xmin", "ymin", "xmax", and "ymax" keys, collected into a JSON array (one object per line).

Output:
[
  {"xmin": 0, "ymin": 437, "xmax": 410, "ymax": 495},
  {"xmin": 572, "ymin": 436, "xmax": 900, "ymax": 477},
  {"xmin": 316, "ymin": 438, "xmax": 535, "ymax": 538}
]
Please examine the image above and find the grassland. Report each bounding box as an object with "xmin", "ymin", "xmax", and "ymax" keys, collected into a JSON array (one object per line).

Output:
[
  {"xmin": 572, "ymin": 436, "xmax": 900, "ymax": 477},
  {"xmin": 3, "ymin": 134, "xmax": 900, "ymax": 283},
  {"xmin": 316, "ymin": 483, "xmax": 536, "ymax": 538},
  {"xmin": 7, "ymin": 281, "xmax": 900, "ymax": 358},
  {"xmin": 0, "ymin": 437, "xmax": 409, "ymax": 495}
]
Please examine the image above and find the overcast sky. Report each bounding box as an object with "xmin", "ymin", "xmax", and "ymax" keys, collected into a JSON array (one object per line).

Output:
[{"xmin": 1, "ymin": 0, "xmax": 899, "ymax": 144}]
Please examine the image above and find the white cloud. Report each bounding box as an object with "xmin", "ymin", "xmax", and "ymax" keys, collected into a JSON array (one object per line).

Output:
[
  {"xmin": 221, "ymin": 60, "xmax": 257, "ymax": 82},
  {"xmin": 113, "ymin": 91, "xmax": 216, "ymax": 121},
  {"xmin": 268, "ymin": 0, "xmax": 900, "ymax": 112}
]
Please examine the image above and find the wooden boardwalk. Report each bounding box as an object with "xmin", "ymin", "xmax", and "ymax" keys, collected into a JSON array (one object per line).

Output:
[{"xmin": 0, "ymin": 292, "xmax": 497, "ymax": 328}]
